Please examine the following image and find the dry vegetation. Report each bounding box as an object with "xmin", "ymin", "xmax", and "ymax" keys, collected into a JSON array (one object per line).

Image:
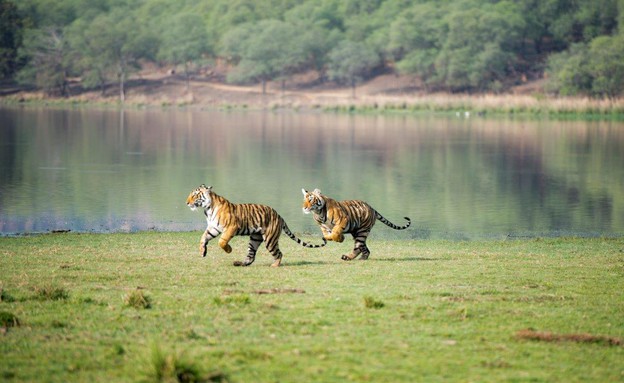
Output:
[{"xmin": 4, "ymin": 71, "xmax": 624, "ymax": 116}]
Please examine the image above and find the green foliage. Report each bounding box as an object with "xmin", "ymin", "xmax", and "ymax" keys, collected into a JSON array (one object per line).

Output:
[
  {"xmin": 222, "ymin": 19, "xmax": 310, "ymax": 92},
  {"xmin": 429, "ymin": 1, "xmax": 525, "ymax": 92},
  {"xmin": 545, "ymin": 43, "xmax": 591, "ymax": 96},
  {"xmin": 7, "ymin": 0, "xmax": 624, "ymax": 96},
  {"xmin": 0, "ymin": 286, "xmax": 15, "ymax": 303},
  {"xmin": 588, "ymin": 34, "xmax": 624, "ymax": 98},
  {"xmin": 157, "ymin": 12, "xmax": 211, "ymax": 86},
  {"xmin": 0, "ymin": 0, "xmax": 24, "ymax": 79},
  {"xmin": 16, "ymin": 27, "xmax": 73, "ymax": 95},
  {"xmin": 0, "ymin": 311, "xmax": 20, "ymax": 328},
  {"xmin": 547, "ymin": 33, "xmax": 624, "ymax": 97},
  {"xmin": 327, "ymin": 40, "xmax": 379, "ymax": 96}
]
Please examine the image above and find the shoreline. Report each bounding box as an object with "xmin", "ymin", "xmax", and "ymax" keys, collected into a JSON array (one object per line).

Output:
[{"xmin": 2, "ymin": 75, "xmax": 624, "ymax": 118}]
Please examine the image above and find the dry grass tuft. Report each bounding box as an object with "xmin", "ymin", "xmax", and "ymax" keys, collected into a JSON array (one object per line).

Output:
[
  {"xmin": 145, "ymin": 344, "xmax": 227, "ymax": 383},
  {"xmin": 363, "ymin": 296, "xmax": 385, "ymax": 309},
  {"xmin": 516, "ymin": 329, "xmax": 623, "ymax": 347},
  {"xmin": 33, "ymin": 285, "xmax": 69, "ymax": 301},
  {"xmin": 0, "ymin": 311, "xmax": 20, "ymax": 328},
  {"xmin": 124, "ymin": 289, "xmax": 152, "ymax": 309}
]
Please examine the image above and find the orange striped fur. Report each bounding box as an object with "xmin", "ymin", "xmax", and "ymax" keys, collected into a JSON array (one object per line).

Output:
[
  {"xmin": 187, "ymin": 185, "xmax": 325, "ymax": 267},
  {"xmin": 302, "ymin": 188, "xmax": 410, "ymax": 260}
]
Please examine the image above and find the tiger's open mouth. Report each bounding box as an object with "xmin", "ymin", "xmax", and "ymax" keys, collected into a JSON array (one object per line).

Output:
[
  {"xmin": 302, "ymin": 207, "xmax": 311, "ymax": 214},
  {"xmin": 188, "ymin": 204, "xmax": 198, "ymax": 211}
]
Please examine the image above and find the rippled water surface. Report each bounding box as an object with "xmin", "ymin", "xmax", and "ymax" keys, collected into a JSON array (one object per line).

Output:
[{"xmin": 1, "ymin": 106, "xmax": 623, "ymax": 238}]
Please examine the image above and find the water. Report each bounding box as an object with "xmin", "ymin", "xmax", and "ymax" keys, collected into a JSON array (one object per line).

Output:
[{"xmin": 1, "ymin": 105, "xmax": 623, "ymax": 239}]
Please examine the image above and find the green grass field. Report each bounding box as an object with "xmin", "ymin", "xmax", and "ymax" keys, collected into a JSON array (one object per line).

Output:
[{"xmin": 1, "ymin": 232, "xmax": 623, "ymax": 382}]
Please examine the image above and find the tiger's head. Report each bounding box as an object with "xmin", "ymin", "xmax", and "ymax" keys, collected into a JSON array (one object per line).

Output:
[
  {"xmin": 186, "ymin": 184, "xmax": 213, "ymax": 211},
  {"xmin": 302, "ymin": 188, "xmax": 325, "ymax": 215}
]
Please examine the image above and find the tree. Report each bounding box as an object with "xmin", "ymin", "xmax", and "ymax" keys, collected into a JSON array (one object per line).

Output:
[
  {"xmin": 74, "ymin": 8, "xmax": 156, "ymax": 102},
  {"xmin": 390, "ymin": 2, "xmax": 447, "ymax": 90},
  {"xmin": 588, "ymin": 34, "xmax": 624, "ymax": 98},
  {"xmin": 221, "ymin": 19, "xmax": 307, "ymax": 94},
  {"xmin": 284, "ymin": 1, "xmax": 344, "ymax": 77},
  {"xmin": 546, "ymin": 33, "xmax": 624, "ymax": 98},
  {"xmin": 545, "ymin": 43, "xmax": 591, "ymax": 96},
  {"xmin": 435, "ymin": 1, "xmax": 525, "ymax": 92},
  {"xmin": 66, "ymin": 17, "xmax": 111, "ymax": 95},
  {"xmin": 158, "ymin": 12, "xmax": 210, "ymax": 91},
  {"xmin": 0, "ymin": 0, "xmax": 24, "ymax": 79},
  {"xmin": 327, "ymin": 40, "xmax": 379, "ymax": 98},
  {"xmin": 16, "ymin": 27, "xmax": 74, "ymax": 96}
]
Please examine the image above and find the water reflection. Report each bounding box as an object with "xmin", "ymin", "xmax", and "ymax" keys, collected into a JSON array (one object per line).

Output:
[{"xmin": 0, "ymin": 106, "xmax": 623, "ymax": 238}]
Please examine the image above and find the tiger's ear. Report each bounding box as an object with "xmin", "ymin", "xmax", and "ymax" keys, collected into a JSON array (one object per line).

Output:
[
  {"xmin": 313, "ymin": 188, "xmax": 321, "ymax": 195},
  {"xmin": 301, "ymin": 188, "xmax": 308, "ymax": 196}
]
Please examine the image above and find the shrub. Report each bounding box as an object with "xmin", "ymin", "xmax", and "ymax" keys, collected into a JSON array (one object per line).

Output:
[
  {"xmin": 0, "ymin": 287, "xmax": 15, "ymax": 302},
  {"xmin": 145, "ymin": 344, "xmax": 227, "ymax": 383},
  {"xmin": 213, "ymin": 295, "xmax": 250, "ymax": 307},
  {"xmin": 34, "ymin": 285, "xmax": 69, "ymax": 301},
  {"xmin": 124, "ymin": 289, "xmax": 152, "ymax": 309},
  {"xmin": 0, "ymin": 311, "xmax": 20, "ymax": 328},
  {"xmin": 363, "ymin": 296, "xmax": 385, "ymax": 309}
]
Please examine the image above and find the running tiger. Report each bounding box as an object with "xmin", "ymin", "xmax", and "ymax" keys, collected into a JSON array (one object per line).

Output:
[
  {"xmin": 186, "ymin": 184, "xmax": 326, "ymax": 267},
  {"xmin": 301, "ymin": 188, "xmax": 411, "ymax": 261}
]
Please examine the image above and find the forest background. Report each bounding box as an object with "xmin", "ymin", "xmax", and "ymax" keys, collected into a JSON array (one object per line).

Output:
[{"xmin": 1, "ymin": 0, "xmax": 624, "ymax": 108}]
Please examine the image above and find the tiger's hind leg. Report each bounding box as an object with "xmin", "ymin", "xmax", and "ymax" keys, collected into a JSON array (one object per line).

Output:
[
  {"xmin": 264, "ymin": 232, "xmax": 283, "ymax": 267},
  {"xmin": 233, "ymin": 233, "xmax": 263, "ymax": 267},
  {"xmin": 341, "ymin": 230, "xmax": 371, "ymax": 261}
]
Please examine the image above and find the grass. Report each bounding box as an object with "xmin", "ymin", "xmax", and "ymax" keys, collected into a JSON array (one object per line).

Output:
[
  {"xmin": 5, "ymin": 88, "xmax": 624, "ymax": 119},
  {"xmin": 124, "ymin": 288, "xmax": 152, "ymax": 309},
  {"xmin": 32, "ymin": 284, "xmax": 70, "ymax": 301},
  {"xmin": 321, "ymin": 93, "xmax": 624, "ymax": 118},
  {"xmin": 146, "ymin": 344, "xmax": 226, "ymax": 383},
  {"xmin": 0, "ymin": 232, "xmax": 622, "ymax": 382}
]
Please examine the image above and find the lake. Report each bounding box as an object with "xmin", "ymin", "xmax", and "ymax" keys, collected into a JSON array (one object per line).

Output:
[{"xmin": 1, "ymin": 105, "xmax": 623, "ymax": 239}]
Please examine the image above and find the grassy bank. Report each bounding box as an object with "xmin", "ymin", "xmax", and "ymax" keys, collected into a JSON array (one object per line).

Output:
[
  {"xmin": 321, "ymin": 93, "xmax": 624, "ymax": 119},
  {"xmin": 3, "ymin": 81, "xmax": 624, "ymax": 119},
  {"xmin": 1, "ymin": 233, "xmax": 623, "ymax": 382}
]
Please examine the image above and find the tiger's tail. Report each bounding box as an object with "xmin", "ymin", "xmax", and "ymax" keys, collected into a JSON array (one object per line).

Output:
[
  {"xmin": 282, "ymin": 223, "xmax": 327, "ymax": 248},
  {"xmin": 376, "ymin": 212, "xmax": 411, "ymax": 230}
]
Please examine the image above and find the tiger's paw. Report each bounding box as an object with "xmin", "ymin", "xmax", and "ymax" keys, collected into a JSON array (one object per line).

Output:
[
  {"xmin": 221, "ymin": 244, "xmax": 232, "ymax": 253},
  {"xmin": 233, "ymin": 258, "xmax": 254, "ymax": 267},
  {"xmin": 341, "ymin": 254, "xmax": 355, "ymax": 261}
]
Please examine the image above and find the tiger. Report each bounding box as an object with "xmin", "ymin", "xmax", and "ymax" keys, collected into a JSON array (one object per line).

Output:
[
  {"xmin": 301, "ymin": 188, "xmax": 411, "ymax": 261},
  {"xmin": 186, "ymin": 184, "xmax": 326, "ymax": 267}
]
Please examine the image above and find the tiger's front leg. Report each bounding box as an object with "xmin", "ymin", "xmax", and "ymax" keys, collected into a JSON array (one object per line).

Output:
[
  {"xmin": 199, "ymin": 228, "xmax": 218, "ymax": 257},
  {"xmin": 218, "ymin": 226, "xmax": 237, "ymax": 254},
  {"xmin": 327, "ymin": 226, "xmax": 345, "ymax": 243},
  {"xmin": 321, "ymin": 223, "xmax": 344, "ymax": 243}
]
